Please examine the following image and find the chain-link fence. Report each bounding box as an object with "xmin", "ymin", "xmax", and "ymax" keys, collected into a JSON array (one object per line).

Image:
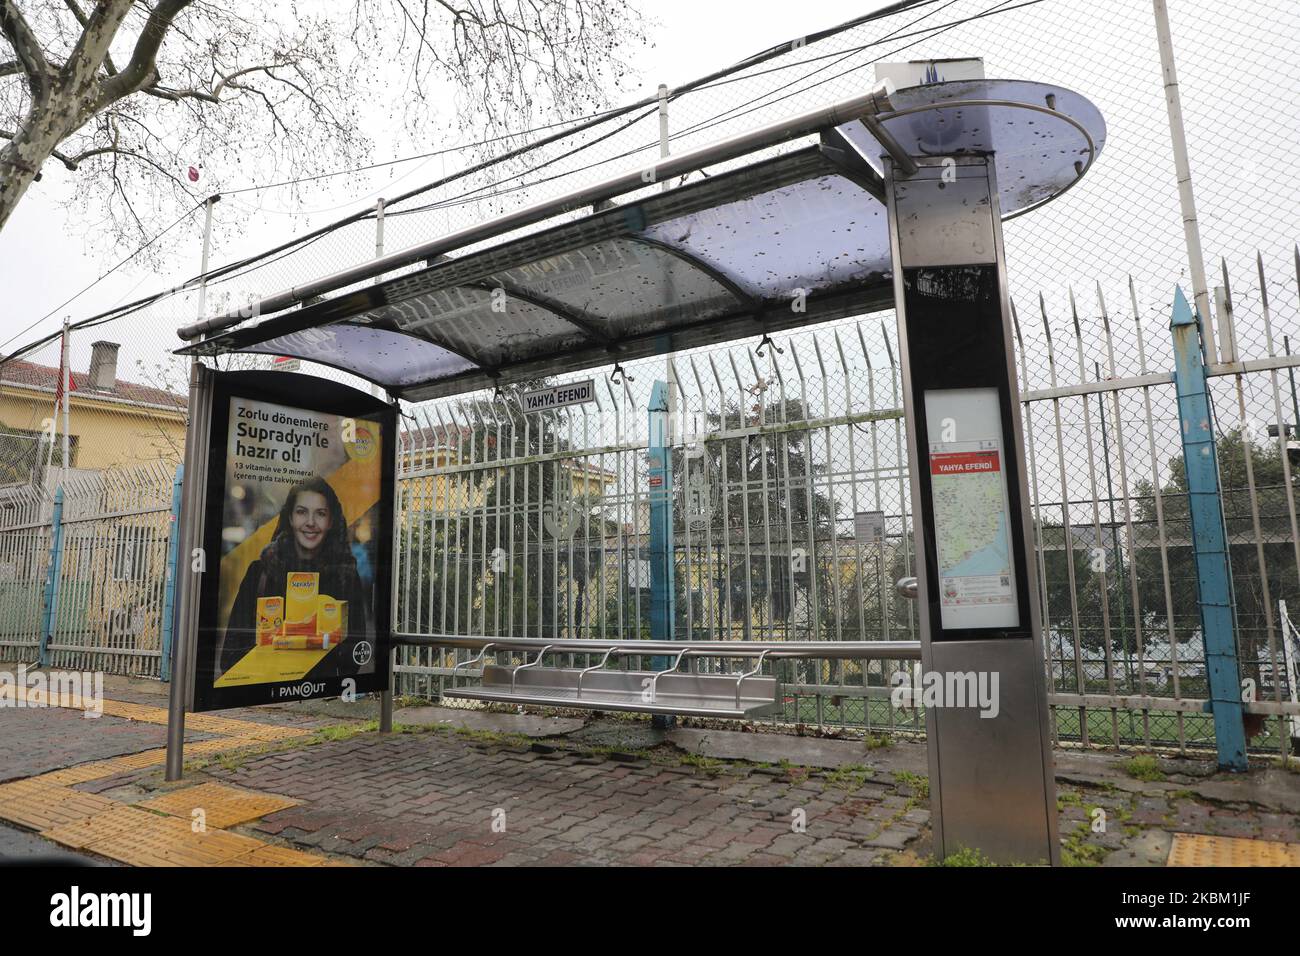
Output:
[
  {"xmin": 392, "ymin": 243, "xmax": 1300, "ymax": 757},
  {"xmin": 3, "ymin": 0, "xmax": 1300, "ymax": 756}
]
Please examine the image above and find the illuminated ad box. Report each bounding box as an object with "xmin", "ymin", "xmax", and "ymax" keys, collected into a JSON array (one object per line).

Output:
[{"xmin": 192, "ymin": 370, "xmax": 396, "ymax": 711}]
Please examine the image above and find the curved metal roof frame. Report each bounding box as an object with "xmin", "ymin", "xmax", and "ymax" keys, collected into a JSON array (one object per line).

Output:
[
  {"xmin": 177, "ymin": 79, "xmax": 1104, "ymax": 403},
  {"xmin": 181, "ymin": 144, "xmax": 898, "ymax": 400}
]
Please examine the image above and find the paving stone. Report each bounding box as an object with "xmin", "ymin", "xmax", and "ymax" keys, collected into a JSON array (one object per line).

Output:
[
  {"xmin": 11, "ymin": 686, "xmax": 1300, "ymax": 869},
  {"xmin": 863, "ymin": 826, "xmax": 919, "ymax": 850}
]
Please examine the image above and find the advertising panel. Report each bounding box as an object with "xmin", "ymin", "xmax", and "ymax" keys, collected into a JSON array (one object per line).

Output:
[{"xmin": 192, "ymin": 371, "xmax": 395, "ymax": 711}]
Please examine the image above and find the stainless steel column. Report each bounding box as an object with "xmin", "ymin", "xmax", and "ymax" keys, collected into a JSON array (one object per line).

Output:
[
  {"xmin": 165, "ymin": 360, "xmax": 215, "ymax": 781},
  {"xmin": 885, "ymin": 154, "xmax": 1059, "ymax": 864}
]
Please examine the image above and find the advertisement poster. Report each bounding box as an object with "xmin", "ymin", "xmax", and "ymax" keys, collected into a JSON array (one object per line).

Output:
[
  {"xmin": 193, "ymin": 371, "xmax": 394, "ymax": 712},
  {"xmin": 923, "ymin": 388, "xmax": 1019, "ymax": 631}
]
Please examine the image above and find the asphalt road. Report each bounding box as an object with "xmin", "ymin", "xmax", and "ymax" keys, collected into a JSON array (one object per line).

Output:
[{"xmin": 0, "ymin": 822, "xmax": 111, "ymax": 866}]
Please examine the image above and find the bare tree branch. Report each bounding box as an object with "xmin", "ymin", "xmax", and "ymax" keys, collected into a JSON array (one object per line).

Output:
[
  {"xmin": 1, "ymin": 0, "xmax": 647, "ymax": 251},
  {"xmin": 60, "ymin": 0, "xmax": 118, "ymax": 75},
  {"xmin": 2, "ymin": 124, "xmax": 77, "ymax": 168},
  {"xmin": 0, "ymin": 0, "xmax": 53, "ymax": 98},
  {"xmin": 98, "ymin": 0, "xmax": 191, "ymax": 106}
]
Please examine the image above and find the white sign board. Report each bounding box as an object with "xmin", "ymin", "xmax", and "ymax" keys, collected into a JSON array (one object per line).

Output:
[
  {"xmin": 522, "ymin": 379, "xmax": 595, "ymax": 413},
  {"xmin": 924, "ymin": 387, "xmax": 1019, "ymax": 630},
  {"xmin": 854, "ymin": 510, "xmax": 886, "ymax": 546}
]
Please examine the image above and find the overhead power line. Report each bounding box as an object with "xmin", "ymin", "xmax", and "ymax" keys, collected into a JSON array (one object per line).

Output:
[{"xmin": 2, "ymin": 0, "xmax": 961, "ymax": 363}]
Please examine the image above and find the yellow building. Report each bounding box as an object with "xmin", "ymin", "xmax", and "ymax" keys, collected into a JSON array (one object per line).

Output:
[
  {"xmin": 0, "ymin": 341, "xmax": 186, "ymax": 483},
  {"xmin": 400, "ymin": 424, "xmax": 616, "ymax": 512}
]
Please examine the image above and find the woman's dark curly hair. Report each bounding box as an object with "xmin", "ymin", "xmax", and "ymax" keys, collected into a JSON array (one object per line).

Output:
[{"xmin": 266, "ymin": 476, "xmax": 355, "ymax": 570}]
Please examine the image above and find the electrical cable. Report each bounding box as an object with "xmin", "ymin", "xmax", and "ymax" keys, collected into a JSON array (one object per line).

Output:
[{"xmin": 3, "ymin": 0, "xmax": 977, "ymax": 358}]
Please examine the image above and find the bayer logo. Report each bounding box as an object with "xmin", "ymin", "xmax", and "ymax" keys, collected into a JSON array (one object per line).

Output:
[{"xmin": 352, "ymin": 641, "xmax": 373, "ymax": 666}]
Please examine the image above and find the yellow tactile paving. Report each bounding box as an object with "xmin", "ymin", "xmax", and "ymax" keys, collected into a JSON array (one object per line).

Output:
[
  {"xmin": 226, "ymin": 844, "xmax": 332, "ymax": 867},
  {"xmin": 183, "ymin": 737, "xmax": 266, "ymax": 755},
  {"xmin": 185, "ymin": 716, "xmax": 311, "ymax": 740},
  {"xmin": 41, "ymin": 804, "xmax": 161, "ymax": 851},
  {"xmin": 14, "ymin": 686, "xmax": 311, "ymax": 741},
  {"xmin": 1168, "ymin": 832, "xmax": 1300, "ymax": 866},
  {"xmin": 42, "ymin": 805, "xmax": 270, "ymax": 867},
  {"xmin": 41, "ymin": 749, "xmax": 170, "ymax": 782},
  {"xmin": 13, "ymin": 690, "xmax": 339, "ymax": 866},
  {"xmin": 0, "ymin": 779, "xmax": 120, "ymax": 830},
  {"xmin": 139, "ymin": 782, "xmax": 300, "ymax": 829},
  {"xmin": 99, "ymin": 700, "xmax": 170, "ymax": 722},
  {"xmin": 39, "ymin": 761, "xmax": 134, "ymax": 785}
]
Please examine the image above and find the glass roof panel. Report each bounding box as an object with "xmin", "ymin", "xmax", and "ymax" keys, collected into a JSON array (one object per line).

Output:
[
  {"xmin": 242, "ymin": 324, "xmax": 475, "ymax": 387},
  {"xmin": 370, "ymin": 286, "xmax": 593, "ymax": 368},
  {"xmin": 641, "ymin": 173, "xmax": 890, "ymax": 298},
  {"xmin": 854, "ymin": 79, "xmax": 1106, "ymax": 218},
  {"xmin": 487, "ymin": 236, "xmax": 743, "ymax": 337}
]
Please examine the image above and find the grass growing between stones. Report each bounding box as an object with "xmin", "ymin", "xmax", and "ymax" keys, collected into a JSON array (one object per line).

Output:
[
  {"xmin": 893, "ymin": 771, "xmax": 929, "ymax": 799},
  {"xmin": 1123, "ymin": 755, "xmax": 1166, "ymax": 782}
]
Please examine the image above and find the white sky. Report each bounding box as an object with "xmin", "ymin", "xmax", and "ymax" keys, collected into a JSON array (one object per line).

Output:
[
  {"xmin": 0, "ymin": 0, "xmax": 880, "ymax": 367},
  {"xmin": 3, "ymin": 0, "xmax": 1298, "ymax": 398}
]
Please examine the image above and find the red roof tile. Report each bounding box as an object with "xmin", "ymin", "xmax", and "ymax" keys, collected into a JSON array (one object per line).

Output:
[{"xmin": 0, "ymin": 358, "xmax": 186, "ymax": 409}]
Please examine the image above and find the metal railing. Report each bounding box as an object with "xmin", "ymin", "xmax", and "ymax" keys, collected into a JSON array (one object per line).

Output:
[
  {"xmin": 393, "ymin": 249, "xmax": 1300, "ymax": 757},
  {"xmin": 0, "ymin": 463, "xmax": 179, "ymax": 677}
]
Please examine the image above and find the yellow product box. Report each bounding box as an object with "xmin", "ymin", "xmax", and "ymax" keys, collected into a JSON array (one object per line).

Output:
[
  {"xmin": 256, "ymin": 596, "xmax": 284, "ymax": 645},
  {"xmin": 316, "ymin": 596, "xmax": 348, "ymax": 641},
  {"xmin": 284, "ymin": 571, "xmax": 319, "ymax": 636}
]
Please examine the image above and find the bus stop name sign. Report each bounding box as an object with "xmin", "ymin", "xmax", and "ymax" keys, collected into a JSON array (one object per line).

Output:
[{"xmin": 522, "ymin": 380, "xmax": 594, "ymax": 413}]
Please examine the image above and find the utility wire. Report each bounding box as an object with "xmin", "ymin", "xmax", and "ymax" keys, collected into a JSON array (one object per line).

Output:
[
  {"xmin": 0, "ymin": 200, "xmax": 205, "ymax": 356},
  {"xmin": 2, "ymin": 0, "xmax": 952, "ymax": 361}
]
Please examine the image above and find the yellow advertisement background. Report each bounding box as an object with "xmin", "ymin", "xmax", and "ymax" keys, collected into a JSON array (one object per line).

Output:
[{"xmin": 214, "ymin": 421, "xmax": 383, "ymax": 687}]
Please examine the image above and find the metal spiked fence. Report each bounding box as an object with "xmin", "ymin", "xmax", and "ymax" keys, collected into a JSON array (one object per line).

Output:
[
  {"xmin": 394, "ymin": 245, "xmax": 1300, "ymax": 758},
  {"xmin": 0, "ymin": 463, "xmax": 179, "ymax": 678}
]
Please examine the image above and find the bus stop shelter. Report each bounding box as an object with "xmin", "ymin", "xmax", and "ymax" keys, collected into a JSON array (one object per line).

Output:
[{"xmin": 173, "ymin": 74, "xmax": 1105, "ymax": 865}]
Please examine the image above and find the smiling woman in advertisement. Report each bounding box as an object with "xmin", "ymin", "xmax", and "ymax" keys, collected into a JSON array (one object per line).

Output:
[{"xmin": 218, "ymin": 475, "xmax": 371, "ymax": 677}]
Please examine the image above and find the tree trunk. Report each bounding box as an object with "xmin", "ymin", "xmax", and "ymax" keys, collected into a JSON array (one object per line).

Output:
[
  {"xmin": 0, "ymin": 123, "xmax": 58, "ymax": 230},
  {"xmin": 0, "ymin": 0, "xmax": 144, "ymax": 230}
]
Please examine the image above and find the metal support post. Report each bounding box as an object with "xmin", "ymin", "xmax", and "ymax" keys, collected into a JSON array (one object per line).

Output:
[
  {"xmin": 647, "ymin": 380, "xmax": 676, "ymax": 714},
  {"xmin": 38, "ymin": 486, "xmax": 64, "ymax": 668},
  {"xmin": 1169, "ymin": 286, "xmax": 1247, "ymax": 771},
  {"xmin": 160, "ymin": 463, "xmax": 184, "ymax": 682},
  {"xmin": 886, "ymin": 153, "xmax": 1059, "ymax": 865}
]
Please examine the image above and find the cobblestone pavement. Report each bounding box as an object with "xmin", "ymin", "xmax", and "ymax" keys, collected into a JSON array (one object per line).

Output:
[
  {"xmin": 2, "ymin": 677, "xmax": 1297, "ymax": 867},
  {"xmin": 203, "ymin": 723, "xmax": 1298, "ymax": 867},
  {"xmin": 211, "ymin": 731, "xmax": 929, "ymax": 866}
]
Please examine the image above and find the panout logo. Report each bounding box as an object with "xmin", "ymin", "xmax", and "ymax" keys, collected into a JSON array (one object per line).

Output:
[{"xmin": 278, "ymin": 681, "xmax": 326, "ymax": 699}]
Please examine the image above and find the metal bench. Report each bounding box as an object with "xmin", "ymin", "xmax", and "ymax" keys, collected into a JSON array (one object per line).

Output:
[{"xmin": 397, "ymin": 634, "xmax": 922, "ymax": 719}]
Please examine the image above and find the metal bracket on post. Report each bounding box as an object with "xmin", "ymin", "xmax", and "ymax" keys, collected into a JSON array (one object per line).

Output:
[{"xmin": 1169, "ymin": 286, "xmax": 1248, "ymax": 770}]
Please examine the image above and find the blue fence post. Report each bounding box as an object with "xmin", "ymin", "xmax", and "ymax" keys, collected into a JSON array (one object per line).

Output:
[
  {"xmin": 1169, "ymin": 285, "xmax": 1248, "ymax": 771},
  {"xmin": 647, "ymin": 380, "xmax": 676, "ymax": 675},
  {"xmin": 160, "ymin": 463, "xmax": 184, "ymax": 683},
  {"xmin": 38, "ymin": 486, "xmax": 65, "ymax": 668}
]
